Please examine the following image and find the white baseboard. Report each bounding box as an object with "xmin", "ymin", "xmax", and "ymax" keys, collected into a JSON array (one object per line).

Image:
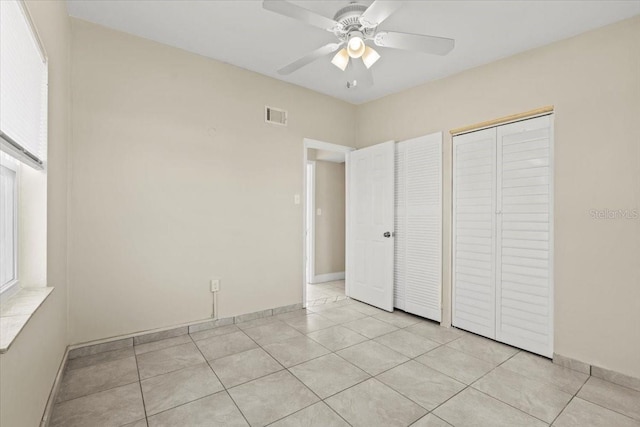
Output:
[
  {"xmin": 66, "ymin": 302, "xmax": 305, "ymax": 357},
  {"xmin": 41, "ymin": 346, "xmax": 69, "ymax": 427},
  {"xmin": 311, "ymin": 272, "xmax": 345, "ymax": 284}
]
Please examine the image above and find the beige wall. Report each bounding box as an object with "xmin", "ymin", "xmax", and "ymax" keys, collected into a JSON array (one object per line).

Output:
[
  {"xmin": 0, "ymin": 1, "xmax": 70, "ymax": 426},
  {"xmin": 313, "ymin": 160, "xmax": 346, "ymax": 276},
  {"xmin": 356, "ymin": 17, "xmax": 640, "ymax": 378},
  {"xmin": 68, "ymin": 19, "xmax": 356, "ymax": 344}
]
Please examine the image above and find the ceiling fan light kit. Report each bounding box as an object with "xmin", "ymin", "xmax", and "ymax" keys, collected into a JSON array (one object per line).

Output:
[
  {"xmin": 362, "ymin": 45, "xmax": 381, "ymax": 69},
  {"xmin": 331, "ymin": 48, "xmax": 350, "ymax": 71},
  {"xmin": 263, "ymin": 0, "xmax": 455, "ymax": 88},
  {"xmin": 347, "ymin": 31, "xmax": 366, "ymax": 58}
]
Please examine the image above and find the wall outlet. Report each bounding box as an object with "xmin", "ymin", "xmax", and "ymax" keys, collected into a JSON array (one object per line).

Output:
[{"xmin": 210, "ymin": 279, "xmax": 220, "ymax": 292}]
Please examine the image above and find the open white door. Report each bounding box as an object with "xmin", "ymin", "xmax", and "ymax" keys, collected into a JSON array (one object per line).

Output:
[{"xmin": 347, "ymin": 141, "xmax": 395, "ymax": 311}]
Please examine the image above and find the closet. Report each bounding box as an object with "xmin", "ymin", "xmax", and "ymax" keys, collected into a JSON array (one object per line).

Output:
[
  {"xmin": 452, "ymin": 115, "xmax": 553, "ymax": 357},
  {"xmin": 394, "ymin": 133, "xmax": 442, "ymax": 322}
]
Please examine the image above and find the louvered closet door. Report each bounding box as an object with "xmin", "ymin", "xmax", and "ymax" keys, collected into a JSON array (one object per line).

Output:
[
  {"xmin": 496, "ymin": 115, "xmax": 553, "ymax": 357},
  {"xmin": 452, "ymin": 128, "xmax": 497, "ymax": 338},
  {"xmin": 394, "ymin": 133, "xmax": 442, "ymax": 321},
  {"xmin": 394, "ymin": 145, "xmax": 407, "ymax": 310}
]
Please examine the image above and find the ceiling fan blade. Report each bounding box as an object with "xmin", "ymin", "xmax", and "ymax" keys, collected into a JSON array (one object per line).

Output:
[
  {"xmin": 374, "ymin": 31, "xmax": 455, "ymax": 55},
  {"xmin": 359, "ymin": 1, "xmax": 405, "ymax": 27},
  {"xmin": 278, "ymin": 43, "xmax": 342, "ymax": 75},
  {"xmin": 345, "ymin": 58, "xmax": 373, "ymax": 89},
  {"xmin": 263, "ymin": 0, "xmax": 340, "ymax": 31}
]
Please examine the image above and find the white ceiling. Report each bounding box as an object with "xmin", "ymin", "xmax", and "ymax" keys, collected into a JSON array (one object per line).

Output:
[{"xmin": 66, "ymin": 0, "xmax": 640, "ymax": 104}]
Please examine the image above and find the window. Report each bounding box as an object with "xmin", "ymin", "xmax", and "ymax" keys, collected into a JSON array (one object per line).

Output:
[
  {"xmin": 0, "ymin": 156, "xmax": 18, "ymax": 292},
  {"xmin": 0, "ymin": 0, "xmax": 48, "ymax": 170},
  {"xmin": 0, "ymin": 0, "xmax": 48, "ymax": 295}
]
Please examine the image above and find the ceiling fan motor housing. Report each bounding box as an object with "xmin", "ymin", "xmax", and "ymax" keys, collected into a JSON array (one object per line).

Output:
[{"xmin": 333, "ymin": 3, "xmax": 375, "ymax": 40}]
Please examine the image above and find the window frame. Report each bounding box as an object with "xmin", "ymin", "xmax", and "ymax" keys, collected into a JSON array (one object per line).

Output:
[{"xmin": 0, "ymin": 154, "xmax": 19, "ymax": 295}]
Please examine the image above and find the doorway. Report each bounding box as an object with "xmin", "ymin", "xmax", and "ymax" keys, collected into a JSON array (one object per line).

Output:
[{"xmin": 302, "ymin": 139, "xmax": 354, "ymax": 307}]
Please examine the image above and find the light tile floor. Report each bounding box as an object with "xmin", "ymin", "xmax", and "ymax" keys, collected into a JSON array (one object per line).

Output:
[
  {"xmin": 51, "ymin": 298, "xmax": 640, "ymax": 427},
  {"xmin": 306, "ymin": 280, "xmax": 347, "ymax": 306}
]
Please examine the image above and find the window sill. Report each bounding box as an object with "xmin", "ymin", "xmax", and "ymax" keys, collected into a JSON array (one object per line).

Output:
[{"xmin": 0, "ymin": 287, "xmax": 54, "ymax": 353}]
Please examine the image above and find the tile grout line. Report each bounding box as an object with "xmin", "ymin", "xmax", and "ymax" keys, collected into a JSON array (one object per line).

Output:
[
  {"xmin": 215, "ymin": 323, "xmax": 349, "ymax": 426},
  {"xmin": 253, "ymin": 318, "xmax": 450, "ymax": 422},
  {"xmin": 47, "ymin": 300, "xmax": 413, "ymax": 423},
  {"xmin": 365, "ymin": 334, "xmax": 483, "ymax": 412},
  {"xmin": 264, "ymin": 399, "xmax": 354, "ymax": 427},
  {"xmin": 421, "ymin": 350, "xmax": 523, "ymax": 425},
  {"xmin": 141, "ymin": 321, "xmax": 276, "ymax": 419},
  {"xmin": 463, "ymin": 350, "xmax": 567, "ymax": 425},
  {"xmin": 50, "ymin": 306, "xmax": 472, "ymax": 415},
  {"xmin": 568, "ymin": 377, "xmax": 640, "ymax": 424},
  {"xmin": 467, "ymin": 349, "xmax": 634, "ymax": 426},
  {"xmin": 280, "ymin": 363, "xmax": 356, "ymax": 427},
  {"xmin": 134, "ymin": 342, "xmax": 206, "ymax": 382},
  {"xmin": 572, "ymin": 397, "xmax": 640, "ymax": 424},
  {"xmin": 234, "ymin": 304, "xmax": 360, "ymax": 426},
  {"xmin": 133, "ymin": 337, "xmax": 192, "ymax": 358},
  {"xmin": 217, "ymin": 350, "xmax": 288, "ymax": 387},
  {"xmin": 187, "ymin": 333, "xmax": 253, "ymax": 427},
  {"xmin": 370, "ymin": 360, "xmax": 450, "ymax": 415},
  {"xmin": 119, "ymin": 336, "xmax": 248, "ymax": 421},
  {"xmin": 141, "ymin": 391, "xmax": 222, "ymax": 422},
  {"xmin": 65, "ymin": 347, "xmax": 134, "ymax": 371},
  {"xmin": 54, "ymin": 377, "xmax": 142, "ymax": 406},
  {"xmin": 549, "ymin": 395, "xmax": 575, "ymax": 426},
  {"xmin": 292, "ymin": 353, "xmax": 373, "ymax": 401},
  {"xmin": 305, "ymin": 333, "xmax": 368, "ymax": 354},
  {"xmin": 266, "ymin": 326, "xmax": 358, "ymax": 427},
  {"xmin": 142, "ymin": 313, "xmax": 505, "ymax": 426},
  {"xmin": 132, "ymin": 350, "xmax": 149, "ymax": 426},
  {"xmin": 261, "ymin": 344, "xmax": 332, "ymax": 370},
  {"xmin": 190, "ymin": 326, "xmax": 243, "ymax": 343},
  {"xmin": 538, "ymin": 358, "xmax": 592, "ymax": 426},
  {"xmin": 467, "ymin": 387, "xmax": 557, "ymax": 426},
  {"xmin": 211, "ymin": 329, "xmax": 290, "ymax": 388}
]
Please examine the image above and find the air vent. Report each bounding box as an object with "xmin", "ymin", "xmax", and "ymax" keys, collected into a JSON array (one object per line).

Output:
[{"xmin": 265, "ymin": 106, "xmax": 287, "ymax": 126}]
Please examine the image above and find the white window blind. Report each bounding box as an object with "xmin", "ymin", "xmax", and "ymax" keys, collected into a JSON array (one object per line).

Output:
[{"xmin": 0, "ymin": 0, "xmax": 48, "ymax": 169}]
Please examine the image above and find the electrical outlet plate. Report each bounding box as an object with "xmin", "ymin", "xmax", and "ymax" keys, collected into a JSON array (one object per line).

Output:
[{"xmin": 210, "ymin": 279, "xmax": 220, "ymax": 292}]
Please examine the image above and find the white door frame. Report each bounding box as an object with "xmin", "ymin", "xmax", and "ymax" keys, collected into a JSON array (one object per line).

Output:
[
  {"xmin": 302, "ymin": 139, "xmax": 355, "ymax": 308},
  {"xmin": 305, "ymin": 161, "xmax": 316, "ymax": 284}
]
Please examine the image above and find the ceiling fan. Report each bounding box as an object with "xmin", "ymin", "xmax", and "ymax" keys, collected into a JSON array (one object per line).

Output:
[{"xmin": 262, "ymin": 0, "xmax": 455, "ymax": 88}]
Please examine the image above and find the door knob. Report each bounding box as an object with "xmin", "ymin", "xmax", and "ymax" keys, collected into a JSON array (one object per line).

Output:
[{"xmin": 383, "ymin": 232, "xmax": 391, "ymax": 238}]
